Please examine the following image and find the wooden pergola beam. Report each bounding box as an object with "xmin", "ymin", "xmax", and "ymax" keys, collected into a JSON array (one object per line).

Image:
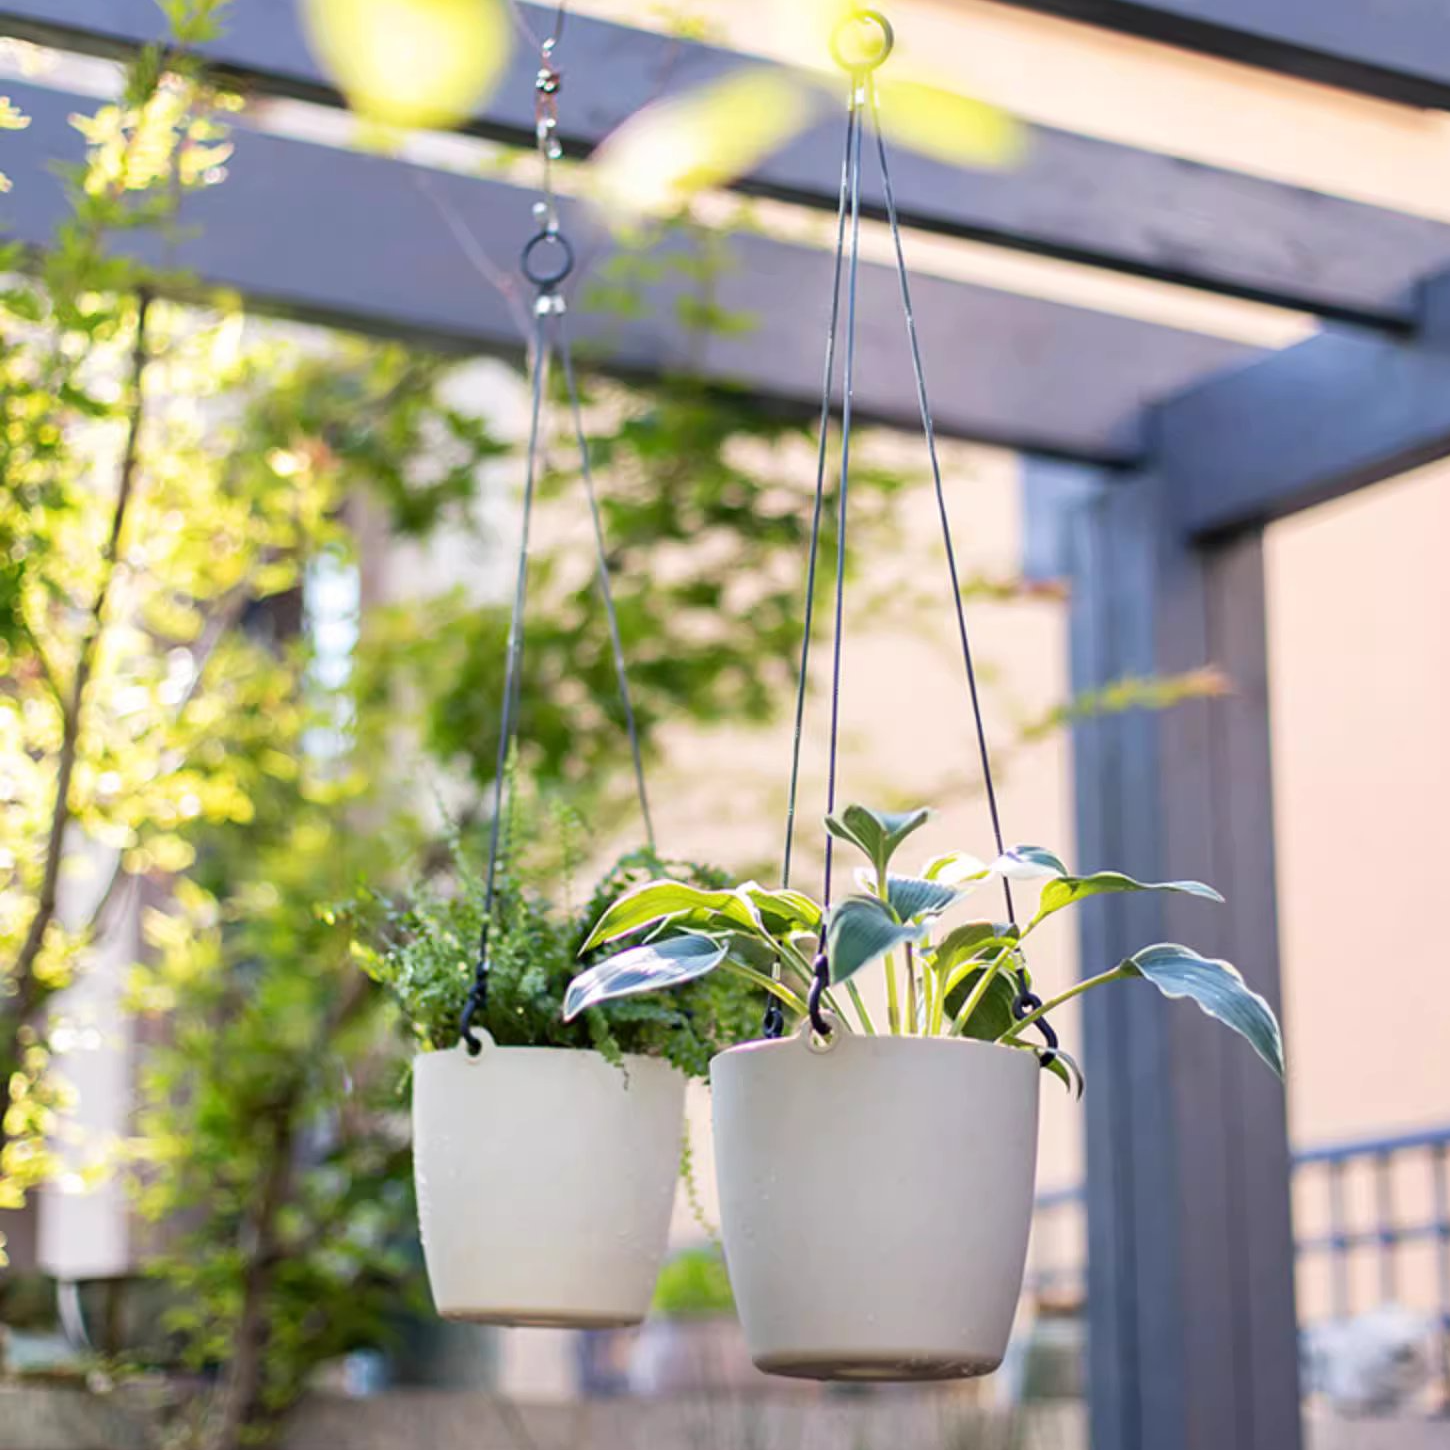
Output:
[
  {"xmin": 1157, "ymin": 271, "xmax": 1450, "ymax": 536},
  {"xmin": 988, "ymin": 0, "xmax": 1450, "ymax": 111},
  {"xmin": 1, "ymin": 78, "xmax": 1259, "ymax": 462},
  {"xmin": 6, "ymin": 0, "xmax": 1450, "ymax": 325}
]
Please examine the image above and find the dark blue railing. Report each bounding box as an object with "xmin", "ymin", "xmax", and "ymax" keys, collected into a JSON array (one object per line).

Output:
[{"xmin": 1027, "ymin": 1125, "xmax": 1450, "ymax": 1402}]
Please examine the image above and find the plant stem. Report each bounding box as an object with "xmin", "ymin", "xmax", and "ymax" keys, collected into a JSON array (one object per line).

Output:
[
  {"xmin": 724, "ymin": 963, "xmax": 807, "ymax": 1015},
  {"xmin": 999, "ymin": 964, "xmax": 1131, "ymax": 1042},
  {"xmin": 874, "ymin": 873, "xmax": 901, "ymax": 1035},
  {"xmin": 845, "ymin": 980, "xmax": 876, "ymax": 1034},
  {"xmin": 904, "ymin": 942, "xmax": 918, "ymax": 1035}
]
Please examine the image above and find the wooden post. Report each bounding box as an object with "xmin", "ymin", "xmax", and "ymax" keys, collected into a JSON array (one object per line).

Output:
[{"xmin": 1031, "ymin": 457, "xmax": 1302, "ymax": 1450}]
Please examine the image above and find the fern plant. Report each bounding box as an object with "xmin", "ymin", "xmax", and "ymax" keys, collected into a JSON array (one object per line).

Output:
[{"xmin": 350, "ymin": 840, "xmax": 760, "ymax": 1079}]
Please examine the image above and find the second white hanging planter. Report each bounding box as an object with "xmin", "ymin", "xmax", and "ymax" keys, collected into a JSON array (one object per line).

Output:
[
  {"xmin": 413, "ymin": 1040, "xmax": 685, "ymax": 1327},
  {"xmin": 711, "ymin": 1026, "xmax": 1040, "ymax": 1380}
]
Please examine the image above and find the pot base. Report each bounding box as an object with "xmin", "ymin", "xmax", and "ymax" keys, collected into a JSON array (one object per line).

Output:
[
  {"xmin": 752, "ymin": 1350, "xmax": 1003, "ymax": 1383},
  {"xmin": 441, "ymin": 1308, "xmax": 642, "ymax": 1330}
]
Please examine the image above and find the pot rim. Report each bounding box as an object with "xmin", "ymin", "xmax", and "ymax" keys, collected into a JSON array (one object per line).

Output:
[
  {"xmin": 711, "ymin": 1030, "xmax": 1039, "ymax": 1071},
  {"xmin": 414, "ymin": 1042, "xmax": 682, "ymax": 1070}
]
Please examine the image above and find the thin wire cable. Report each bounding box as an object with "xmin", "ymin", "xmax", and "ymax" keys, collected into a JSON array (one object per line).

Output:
[
  {"xmin": 460, "ymin": 308, "xmax": 551, "ymax": 1054},
  {"xmin": 781, "ymin": 97, "xmax": 858, "ymax": 894},
  {"xmin": 821, "ymin": 88, "xmax": 866, "ymax": 914},
  {"xmin": 869, "ymin": 83, "xmax": 1056, "ymax": 1063},
  {"xmin": 867, "ymin": 85, "xmax": 1014, "ymax": 926},
  {"xmin": 555, "ymin": 312, "xmax": 656, "ymax": 852}
]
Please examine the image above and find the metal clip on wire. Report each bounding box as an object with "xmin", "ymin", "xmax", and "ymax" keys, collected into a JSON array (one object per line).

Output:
[{"xmin": 523, "ymin": 33, "xmax": 573, "ymax": 305}]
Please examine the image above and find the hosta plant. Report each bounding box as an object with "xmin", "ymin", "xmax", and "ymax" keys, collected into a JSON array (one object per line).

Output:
[{"xmin": 565, "ymin": 802, "xmax": 1284, "ymax": 1092}]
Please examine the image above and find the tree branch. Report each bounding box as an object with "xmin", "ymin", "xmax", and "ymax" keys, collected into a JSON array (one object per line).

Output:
[{"xmin": 8, "ymin": 293, "xmax": 152, "ymax": 1024}]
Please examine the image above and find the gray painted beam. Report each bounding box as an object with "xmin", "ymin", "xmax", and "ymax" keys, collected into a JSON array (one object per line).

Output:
[
  {"xmin": 990, "ymin": 0, "xmax": 1450, "ymax": 111},
  {"xmin": 1155, "ymin": 270, "xmax": 1450, "ymax": 536},
  {"xmin": 7, "ymin": 0, "xmax": 1450, "ymax": 324},
  {"xmin": 1044, "ymin": 452, "xmax": 1301, "ymax": 1450},
  {"xmin": 0, "ymin": 78, "xmax": 1260, "ymax": 462}
]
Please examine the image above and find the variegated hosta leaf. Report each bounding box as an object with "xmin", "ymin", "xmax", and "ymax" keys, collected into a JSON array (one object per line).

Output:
[
  {"xmin": 824, "ymin": 802, "xmax": 932, "ymax": 879},
  {"xmin": 989, "ymin": 845, "xmax": 1069, "ymax": 882},
  {"xmin": 580, "ymin": 879, "xmax": 763, "ymax": 952},
  {"xmin": 886, "ymin": 874, "xmax": 960, "ymax": 922},
  {"xmin": 922, "ymin": 850, "xmax": 990, "ymax": 885},
  {"xmin": 742, "ymin": 883, "xmax": 823, "ymax": 935},
  {"xmin": 302, "ymin": 0, "xmax": 510, "ymax": 129},
  {"xmin": 825, "ymin": 895, "xmax": 923, "ymax": 986},
  {"xmin": 873, "ymin": 76, "xmax": 1024, "ymax": 169},
  {"xmin": 563, "ymin": 933, "xmax": 726, "ymax": 1021},
  {"xmin": 930, "ymin": 920, "xmax": 1018, "ymax": 977},
  {"xmin": 590, "ymin": 67, "xmax": 816, "ymax": 219},
  {"xmin": 1038, "ymin": 1044, "xmax": 1085, "ymax": 1099},
  {"xmin": 1123, "ymin": 944, "xmax": 1284, "ymax": 1079},
  {"xmin": 1033, "ymin": 872, "xmax": 1223, "ymax": 925}
]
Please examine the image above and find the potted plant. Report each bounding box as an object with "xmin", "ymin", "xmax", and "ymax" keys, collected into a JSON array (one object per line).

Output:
[
  {"xmin": 566, "ymin": 803, "xmax": 1283, "ymax": 1380},
  {"xmin": 352, "ymin": 844, "xmax": 758, "ymax": 1329}
]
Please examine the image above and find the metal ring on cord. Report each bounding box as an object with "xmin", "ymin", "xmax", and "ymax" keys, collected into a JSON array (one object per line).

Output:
[
  {"xmin": 521, "ymin": 229, "xmax": 575, "ymax": 290},
  {"xmin": 830, "ymin": 10, "xmax": 894, "ymax": 72}
]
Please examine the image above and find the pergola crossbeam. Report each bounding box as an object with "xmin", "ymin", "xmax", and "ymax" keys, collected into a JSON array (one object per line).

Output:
[
  {"xmin": 990, "ymin": 0, "xmax": 1450, "ymax": 110},
  {"xmin": 6, "ymin": 0, "xmax": 1450, "ymax": 325},
  {"xmin": 2, "ymin": 77, "xmax": 1263, "ymax": 463}
]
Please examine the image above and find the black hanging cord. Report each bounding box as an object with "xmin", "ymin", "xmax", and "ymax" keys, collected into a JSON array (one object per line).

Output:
[{"xmin": 867, "ymin": 80, "xmax": 1056, "ymax": 1065}]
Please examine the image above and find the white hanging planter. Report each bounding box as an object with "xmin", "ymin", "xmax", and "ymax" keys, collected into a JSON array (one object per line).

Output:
[
  {"xmin": 711, "ymin": 1027, "xmax": 1040, "ymax": 1380},
  {"xmin": 413, "ymin": 1040, "xmax": 685, "ymax": 1327}
]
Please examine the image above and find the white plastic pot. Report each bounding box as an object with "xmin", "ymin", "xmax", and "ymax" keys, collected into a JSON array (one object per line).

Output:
[
  {"xmin": 413, "ymin": 1041, "xmax": 685, "ymax": 1327},
  {"xmin": 711, "ymin": 1026, "xmax": 1040, "ymax": 1381}
]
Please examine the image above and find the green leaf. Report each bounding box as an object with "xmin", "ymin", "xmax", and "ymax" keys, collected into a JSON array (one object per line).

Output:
[
  {"xmin": 741, "ymin": 883, "xmax": 823, "ymax": 935},
  {"xmin": 944, "ymin": 965, "xmax": 1018, "ymax": 1041},
  {"xmin": 824, "ymin": 895, "xmax": 923, "ymax": 986},
  {"xmin": 1033, "ymin": 872, "xmax": 1222, "ymax": 925},
  {"xmin": 581, "ymin": 879, "xmax": 761, "ymax": 952},
  {"xmin": 825, "ymin": 803, "xmax": 931, "ymax": 880},
  {"xmin": 564, "ymin": 934, "xmax": 728, "ymax": 1021},
  {"xmin": 990, "ymin": 845, "xmax": 1068, "ymax": 881},
  {"xmin": 1123, "ymin": 944, "xmax": 1284, "ymax": 1078},
  {"xmin": 886, "ymin": 875, "xmax": 961, "ymax": 922},
  {"xmin": 930, "ymin": 920, "xmax": 1018, "ymax": 977}
]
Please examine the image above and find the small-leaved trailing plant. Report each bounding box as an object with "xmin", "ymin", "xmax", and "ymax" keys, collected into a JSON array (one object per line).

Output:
[
  {"xmin": 564, "ymin": 802, "xmax": 1284, "ymax": 1093},
  {"xmin": 352, "ymin": 839, "xmax": 761, "ymax": 1080}
]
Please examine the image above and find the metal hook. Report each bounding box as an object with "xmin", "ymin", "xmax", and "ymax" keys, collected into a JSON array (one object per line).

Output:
[
  {"xmin": 830, "ymin": 9, "xmax": 895, "ymax": 73},
  {"xmin": 807, "ymin": 951, "xmax": 833, "ymax": 1039}
]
